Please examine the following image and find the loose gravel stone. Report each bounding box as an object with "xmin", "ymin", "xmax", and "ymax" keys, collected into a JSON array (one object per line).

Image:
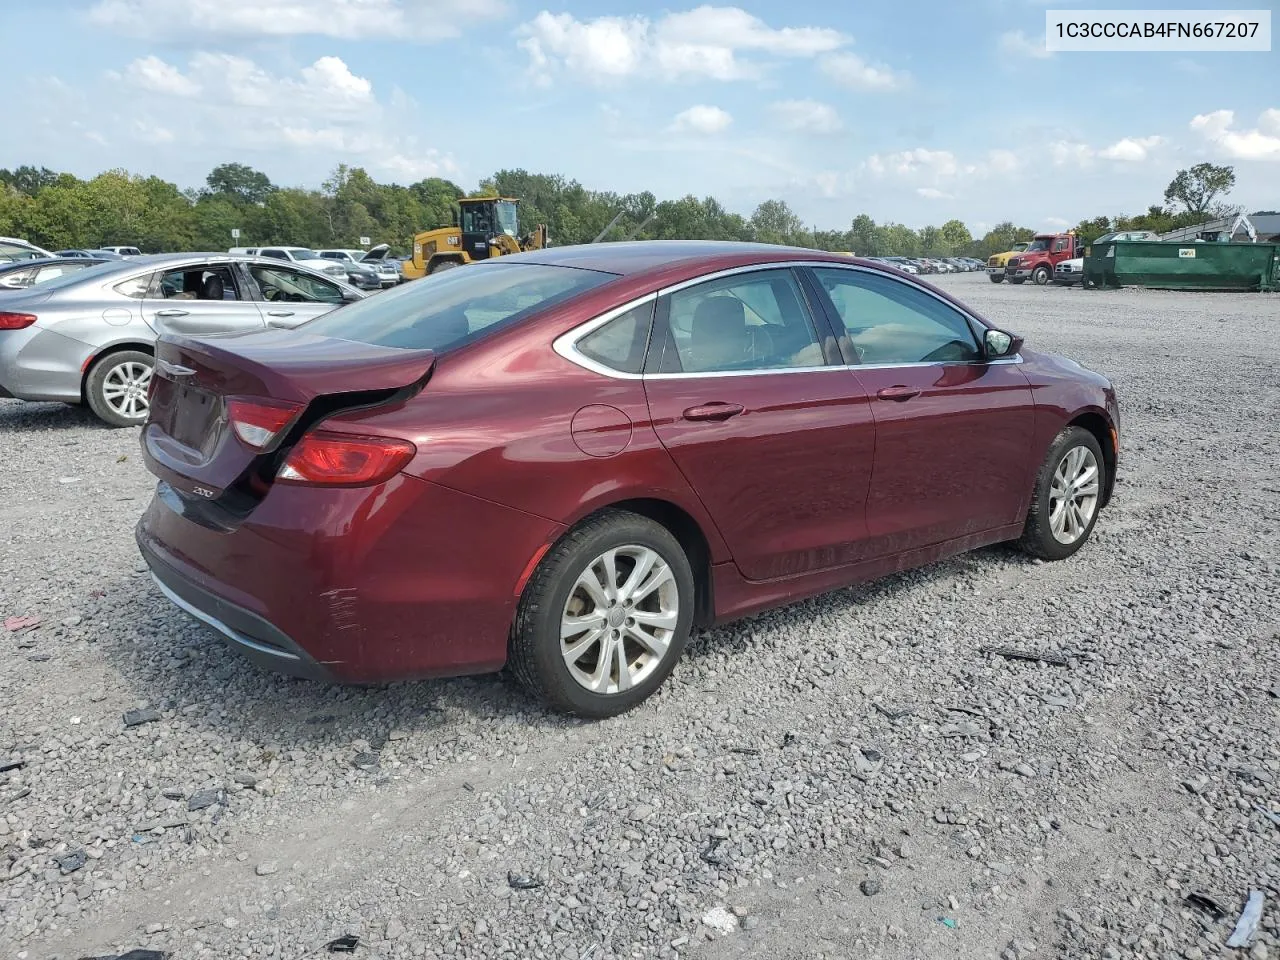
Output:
[{"xmin": 2, "ymin": 277, "xmax": 1278, "ymax": 960}]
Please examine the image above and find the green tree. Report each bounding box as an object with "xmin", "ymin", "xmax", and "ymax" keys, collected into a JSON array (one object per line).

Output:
[
  {"xmin": 205, "ymin": 162, "xmax": 275, "ymax": 206},
  {"xmin": 848, "ymin": 214, "xmax": 880, "ymax": 256},
  {"xmin": 937, "ymin": 219, "xmax": 972, "ymax": 255},
  {"xmin": 749, "ymin": 199, "xmax": 805, "ymax": 245},
  {"xmin": 0, "ymin": 165, "xmax": 59, "ymax": 197},
  {"xmin": 1163, "ymin": 162, "xmax": 1235, "ymax": 217},
  {"xmin": 917, "ymin": 225, "xmax": 943, "ymax": 255}
]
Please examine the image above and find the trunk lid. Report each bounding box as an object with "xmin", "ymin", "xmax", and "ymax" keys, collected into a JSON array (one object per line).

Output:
[{"xmin": 143, "ymin": 329, "xmax": 434, "ymax": 501}]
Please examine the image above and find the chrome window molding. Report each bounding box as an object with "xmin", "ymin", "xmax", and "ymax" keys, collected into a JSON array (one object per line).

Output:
[{"xmin": 552, "ymin": 260, "xmax": 1022, "ymax": 381}]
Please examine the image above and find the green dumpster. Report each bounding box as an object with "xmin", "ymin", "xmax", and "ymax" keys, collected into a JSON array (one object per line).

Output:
[{"xmin": 1084, "ymin": 240, "xmax": 1280, "ymax": 292}]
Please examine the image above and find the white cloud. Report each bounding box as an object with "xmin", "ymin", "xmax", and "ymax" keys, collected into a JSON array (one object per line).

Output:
[
  {"xmin": 999, "ymin": 29, "xmax": 1052, "ymax": 59},
  {"xmin": 818, "ymin": 52, "xmax": 907, "ymax": 91},
  {"xmin": 1098, "ymin": 135, "xmax": 1163, "ymax": 162},
  {"xmin": 1191, "ymin": 108, "xmax": 1280, "ymax": 160},
  {"xmin": 866, "ymin": 148, "xmax": 959, "ymax": 180},
  {"xmin": 124, "ymin": 55, "xmax": 201, "ymax": 97},
  {"xmin": 916, "ymin": 187, "xmax": 953, "ymax": 200},
  {"xmin": 90, "ymin": 0, "xmax": 508, "ymax": 42},
  {"xmin": 1044, "ymin": 216, "xmax": 1070, "ymax": 229},
  {"xmin": 986, "ymin": 149, "xmax": 1021, "ymax": 174},
  {"xmin": 112, "ymin": 53, "xmax": 454, "ymax": 181},
  {"xmin": 518, "ymin": 6, "xmax": 848, "ymax": 84},
  {"xmin": 770, "ymin": 99, "xmax": 842, "ymax": 134},
  {"xmin": 1051, "ymin": 140, "xmax": 1095, "ymax": 167},
  {"xmin": 671, "ymin": 105, "xmax": 733, "ymax": 135}
]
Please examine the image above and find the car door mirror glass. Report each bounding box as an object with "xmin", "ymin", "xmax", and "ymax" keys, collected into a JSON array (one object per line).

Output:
[{"xmin": 984, "ymin": 329, "xmax": 1022, "ymax": 358}]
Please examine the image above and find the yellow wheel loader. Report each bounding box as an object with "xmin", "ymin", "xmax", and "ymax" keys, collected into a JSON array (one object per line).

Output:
[{"xmin": 403, "ymin": 197, "xmax": 549, "ymax": 280}]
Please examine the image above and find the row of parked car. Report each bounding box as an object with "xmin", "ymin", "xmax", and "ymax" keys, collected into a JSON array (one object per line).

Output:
[{"xmin": 861, "ymin": 255, "xmax": 987, "ymax": 276}]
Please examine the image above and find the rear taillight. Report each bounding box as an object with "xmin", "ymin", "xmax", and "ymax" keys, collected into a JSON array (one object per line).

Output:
[
  {"xmin": 0, "ymin": 312, "xmax": 36, "ymax": 330},
  {"xmin": 226, "ymin": 397, "xmax": 303, "ymax": 451},
  {"xmin": 276, "ymin": 432, "xmax": 416, "ymax": 487}
]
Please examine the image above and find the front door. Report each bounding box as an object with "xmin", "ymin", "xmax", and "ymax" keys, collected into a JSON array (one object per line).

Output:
[
  {"xmin": 807, "ymin": 265, "xmax": 1036, "ymax": 556},
  {"xmin": 643, "ymin": 266, "xmax": 876, "ymax": 581},
  {"xmin": 140, "ymin": 262, "xmax": 266, "ymax": 337}
]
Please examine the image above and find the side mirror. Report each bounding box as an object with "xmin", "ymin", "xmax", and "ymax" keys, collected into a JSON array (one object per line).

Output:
[
  {"xmin": 342, "ymin": 288, "xmax": 362, "ymax": 303},
  {"xmin": 984, "ymin": 328, "xmax": 1024, "ymax": 359}
]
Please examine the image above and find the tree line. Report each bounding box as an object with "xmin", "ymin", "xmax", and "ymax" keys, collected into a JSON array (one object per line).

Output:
[{"xmin": 0, "ymin": 160, "xmax": 1238, "ymax": 260}]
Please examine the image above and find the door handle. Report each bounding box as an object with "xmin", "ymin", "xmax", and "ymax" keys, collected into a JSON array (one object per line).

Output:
[
  {"xmin": 876, "ymin": 385, "xmax": 921, "ymax": 402},
  {"xmin": 683, "ymin": 402, "xmax": 745, "ymax": 422},
  {"xmin": 266, "ymin": 311, "xmax": 295, "ymax": 317},
  {"xmin": 154, "ymin": 309, "xmax": 189, "ymax": 318}
]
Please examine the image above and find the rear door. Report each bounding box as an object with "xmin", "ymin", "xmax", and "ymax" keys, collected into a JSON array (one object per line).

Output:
[
  {"xmin": 243, "ymin": 263, "xmax": 349, "ymax": 327},
  {"xmin": 806, "ymin": 265, "xmax": 1035, "ymax": 556},
  {"xmin": 140, "ymin": 262, "xmax": 266, "ymax": 337},
  {"xmin": 642, "ymin": 265, "xmax": 877, "ymax": 581}
]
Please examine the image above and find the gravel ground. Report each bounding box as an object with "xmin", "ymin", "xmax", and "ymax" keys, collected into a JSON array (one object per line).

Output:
[{"xmin": 2, "ymin": 273, "xmax": 1277, "ymax": 960}]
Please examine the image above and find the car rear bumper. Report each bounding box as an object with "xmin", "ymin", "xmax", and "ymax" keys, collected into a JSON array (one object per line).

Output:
[
  {"xmin": 139, "ymin": 530, "xmax": 335, "ymax": 681},
  {"xmin": 0, "ymin": 326, "xmax": 92, "ymax": 402},
  {"xmin": 134, "ymin": 473, "xmax": 564, "ymax": 684}
]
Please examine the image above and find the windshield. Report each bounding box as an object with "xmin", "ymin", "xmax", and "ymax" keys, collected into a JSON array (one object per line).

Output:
[
  {"xmin": 291, "ymin": 249, "xmax": 323, "ymax": 260},
  {"xmin": 300, "ymin": 261, "xmax": 616, "ymax": 352},
  {"xmin": 1023, "ymin": 239, "xmax": 1051, "ymax": 253},
  {"xmin": 496, "ymin": 201, "xmax": 519, "ymax": 237},
  {"xmin": 320, "ymin": 251, "xmax": 353, "ymax": 262}
]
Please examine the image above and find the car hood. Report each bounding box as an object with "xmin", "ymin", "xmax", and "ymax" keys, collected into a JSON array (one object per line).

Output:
[
  {"xmin": 360, "ymin": 243, "xmax": 391, "ymax": 262},
  {"xmin": 1057, "ymin": 258, "xmax": 1083, "ymax": 269}
]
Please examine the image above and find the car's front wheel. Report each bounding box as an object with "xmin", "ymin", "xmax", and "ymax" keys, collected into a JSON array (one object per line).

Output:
[
  {"xmin": 85, "ymin": 350, "xmax": 153, "ymax": 427},
  {"xmin": 1032, "ymin": 265, "xmax": 1052, "ymax": 285},
  {"xmin": 510, "ymin": 510, "xmax": 694, "ymax": 718},
  {"xmin": 1018, "ymin": 426, "xmax": 1106, "ymax": 561},
  {"xmin": 989, "ymin": 274, "xmax": 1004, "ymax": 283}
]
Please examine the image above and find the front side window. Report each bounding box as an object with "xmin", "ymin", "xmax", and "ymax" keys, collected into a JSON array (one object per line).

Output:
[
  {"xmin": 576, "ymin": 301, "xmax": 653, "ymax": 374},
  {"xmin": 155, "ymin": 265, "xmax": 240, "ymax": 301},
  {"xmin": 1053, "ymin": 237, "xmax": 1070, "ymax": 252},
  {"xmin": 656, "ymin": 269, "xmax": 824, "ymax": 374},
  {"xmin": 0, "ymin": 242, "xmax": 45, "ymax": 263},
  {"xmin": 250, "ymin": 265, "xmax": 343, "ymax": 304},
  {"xmin": 302, "ymin": 261, "xmax": 614, "ymax": 352},
  {"xmin": 813, "ymin": 268, "xmax": 980, "ymax": 365}
]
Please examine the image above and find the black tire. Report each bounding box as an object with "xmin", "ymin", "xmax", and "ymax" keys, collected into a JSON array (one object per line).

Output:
[
  {"xmin": 429, "ymin": 259, "xmax": 460, "ymax": 274},
  {"xmin": 84, "ymin": 349, "xmax": 153, "ymax": 428},
  {"xmin": 509, "ymin": 509, "xmax": 695, "ymax": 718},
  {"xmin": 1032, "ymin": 265, "xmax": 1052, "ymax": 286},
  {"xmin": 989, "ymin": 274, "xmax": 1004, "ymax": 284},
  {"xmin": 1018, "ymin": 426, "xmax": 1106, "ymax": 561}
]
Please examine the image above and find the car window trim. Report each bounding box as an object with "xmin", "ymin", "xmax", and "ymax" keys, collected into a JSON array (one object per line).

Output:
[{"xmin": 553, "ymin": 260, "xmax": 1021, "ymax": 381}]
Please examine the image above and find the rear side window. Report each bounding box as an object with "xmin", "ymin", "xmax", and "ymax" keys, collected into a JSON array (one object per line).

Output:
[
  {"xmin": 113, "ymin": 274, "xmax": 153, "ymax": 299},
  {"xmin": 575, "ymin": 301, "xmax": 653, "ymax": 374},
  {"xmin": 302, "ymin": 262, "xmax": 616, "ymax": 352}
]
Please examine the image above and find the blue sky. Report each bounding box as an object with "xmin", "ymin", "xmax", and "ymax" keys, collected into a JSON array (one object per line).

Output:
[{"xmin": 6, "ymin": 0, "xmax": 1278, "ymax": 233}]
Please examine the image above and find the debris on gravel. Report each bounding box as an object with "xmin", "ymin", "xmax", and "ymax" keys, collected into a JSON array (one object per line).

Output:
[{"xmin": 2, "ymin": 277, "xmax": 1278, "ymax": 960}]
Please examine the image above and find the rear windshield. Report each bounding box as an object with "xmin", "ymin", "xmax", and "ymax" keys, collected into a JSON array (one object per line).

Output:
[{"xmin": 300, "ymin": 261, "xmax": 617, "ymax": 352}]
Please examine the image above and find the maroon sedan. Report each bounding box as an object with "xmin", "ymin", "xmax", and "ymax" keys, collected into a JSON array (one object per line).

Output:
[{"xmin": 136, "ymin": 242, "xmax": 1119, "ymax": 717}]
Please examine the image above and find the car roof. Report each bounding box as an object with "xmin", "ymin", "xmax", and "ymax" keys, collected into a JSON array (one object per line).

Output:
[{"xmin": 504, "ymin": 240, "xmax": 864, "ymax": 277}]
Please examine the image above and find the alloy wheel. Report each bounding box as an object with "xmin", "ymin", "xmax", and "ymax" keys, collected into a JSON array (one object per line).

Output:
[
  {"xmin": 100, "ymin": 360, "xmax": 152, "ymax": 420},
  {"xmin": 1049, "ymin": 445, "xmax": 1100, "ymax": 544},
  {"xmin": 560, "ymin": 545, "xmax": 679, "ymax": 695}
]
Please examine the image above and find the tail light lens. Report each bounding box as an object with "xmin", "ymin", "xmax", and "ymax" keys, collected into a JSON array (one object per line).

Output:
[
  {"xmin": 277, "ymin": 432, "xmax": 416, "ymax": 487},
  {"xmin": 0, "ymin": 312, "xmax": 37, "ymax": 330},
  {"xmin": 227, "ymin": 397, "xmax": 303, "ymax": 451}
]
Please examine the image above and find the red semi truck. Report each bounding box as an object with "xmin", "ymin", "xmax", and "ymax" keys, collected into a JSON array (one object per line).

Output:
[{"xmin": 1005, "ymin": 232, "xmax": 1085, "ymax": 285}]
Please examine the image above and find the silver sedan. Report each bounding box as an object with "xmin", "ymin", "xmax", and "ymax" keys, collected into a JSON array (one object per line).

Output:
[{"xmin": 0, "ymin": 253, "xmax": 364, "ymax": 426}]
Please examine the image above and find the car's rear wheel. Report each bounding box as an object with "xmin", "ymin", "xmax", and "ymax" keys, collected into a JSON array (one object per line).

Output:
[
  {"xmin": 1032, "ymin": 265, "xmax": 1052, "ymax": 285},
  {"xmin": 510, "ymin": 510, "xmax": 694, "ymax": 718},
  {"xmin": 85, "ymin": 350, "xmax": 153, "ymax": 427},
  {"xmin": 1018, "ymin": 426, "xmax": 1106, "ymax": 561}
]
